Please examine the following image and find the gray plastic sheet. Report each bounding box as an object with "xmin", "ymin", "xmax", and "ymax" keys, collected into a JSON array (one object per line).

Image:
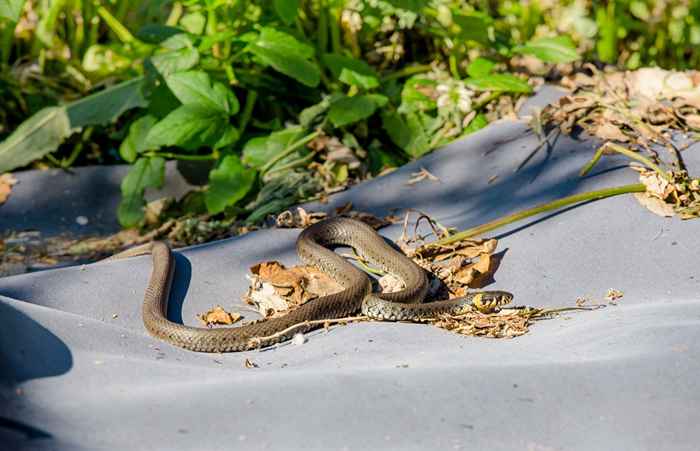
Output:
[{"xmin": 2, "ymin": 88, "xmax": 700, "ymax": 450}]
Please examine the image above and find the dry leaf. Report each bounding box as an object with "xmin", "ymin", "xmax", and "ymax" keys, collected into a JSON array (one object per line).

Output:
[
  {"xmin": 592, "ymin": 123, "xmax": 629, "ymax": 142},
  {"xmin": 378, "ymin": 273, "xmax": 405, "ymax": 293},
  {"xmin": 633, "ymin": 193, "xmax": 675, "ymax": 217},
  {"xmin": 247, "ymin": 260, "xmax": 342, "ymax": 316},
  {"xmin": 198, "ymin": 306, "xmax": 242, "ymax": 326},
  {"xmin": 0, "ymin": 173, "xmax": 18, "ymax": 205},
  {"xmin": 406, "ymin": 167, "xmax": 440, "ymax": 185},
  {"xmin": 605, "ymin": 289, "xmax": 624, "ymax": 302}
]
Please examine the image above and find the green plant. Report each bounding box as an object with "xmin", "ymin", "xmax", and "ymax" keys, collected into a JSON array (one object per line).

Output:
[{"xmin": 0, "ymin": 0, "xmax": 580, "ymax": 228}]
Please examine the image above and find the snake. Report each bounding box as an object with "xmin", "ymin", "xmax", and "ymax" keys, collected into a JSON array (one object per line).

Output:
[{"xmin": 111, "ymin": 217, "xmax": 513, "ymax": 352}]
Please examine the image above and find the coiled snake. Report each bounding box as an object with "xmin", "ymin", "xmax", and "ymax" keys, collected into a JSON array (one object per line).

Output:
[{"xmin": 112, "ymin": 217, "xmax": 513, "ymax": 352}]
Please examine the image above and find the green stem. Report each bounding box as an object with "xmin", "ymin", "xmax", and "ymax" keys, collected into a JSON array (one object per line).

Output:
[
  {"xmin": 238, "ymin": 90, "xmax": 257, "ymax": 135},
  {"xmin": 143, "ymin": 152, "xmax": 217, "ymax": 161},
  {"xmin": 329, "ymin": 7, "xmax": 341, "ymax": 54},
  {"xmin": 261, "ymin": 130, "xmax": 320, "ymax": 174},
  {"xmin": 0, "ymin": 20, "xmax": 14, "ymax": 65},
  {"xmin": 472, "ymin": 91, "xmax": 502, "ymax": 111},
  {"xmin": 381, "ymin": 64, "xmax": 433, "ymax": 82},
  {"xmin": 449, "ymin": 54, "xmax": 460, "ymax": 79},
  {"xmin": 166, "ymin": 2, "xmax": 183, "ymax": 26},
  {"xmin": 580, "ymin": 143, "xmax": 672, "ymax": 182},
  {"xmin": 96, "ymin": 6, "xmax": 135, "ymax": 44},
  {"xmin": 317, "ymin": 2, "xmax": 328, "ymax": 55},
  {"xmin": 423, "ymin": 183, "xmax": 646, "ymax": 248},
  {"xmin": 263, "ymin": 152, "xmax": 316, "ymax": 180}
]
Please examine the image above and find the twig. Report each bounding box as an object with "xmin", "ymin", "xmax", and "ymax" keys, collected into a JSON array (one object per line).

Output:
[{"xmin": 248, "ymin": 315, "xmax": 369, "ymax": 346}]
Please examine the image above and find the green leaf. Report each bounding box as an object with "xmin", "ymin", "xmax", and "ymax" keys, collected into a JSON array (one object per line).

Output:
[
  {"xmin": 150, "ymin": 48, "xmax": 199, "ymax": 77},
  {"xmin": 165, "ymin": 71, "xmax": 238, "ymax": 114},
  {"xmin": 0, "ymin": 0, "xmax": 24, "ymax": 22},
  {"xmin": 205, "ymin": 156, "xmax": 256, "ymax": 214},
  {"xmin": 135, "ymin": 25, "xmax": 184, "ymax": 44},
  {"xmin": 242, "ymin": 126, "xmax": 304, "ymax": 169},
  {"xmin": 383, "ymin": 0, "xmax": 427, "ymax": 11},
  {"xmin": 160, "ymin": 33, "xmax": 193, "ymax": 50},
  {"xmin": 381, "ymin": 111, "xmax": 410, "ymax": 151},
  {"xmin": 404, "ymin": 112, "xmax": 440, "ymax": 157},
  {"xmin": 339, "ymin": 68, "xmax": 379, "ymax": 90},
  {"xmin": 596, "ymin": 7, "xmax": 617, "ymax": 64},
  {"xmin": 274, "ymin": 0, "xmax": 299, "ymax": 24},
  {"xmin": 145, "ymin": 105, "xmax": 229, "ymax": 151},
  {"xmin": 321, "ymin": 53, "xmax": 376, "ymax": 79},
  {"xmin": 629, "ymin": 1, "xmax": 650, "ymax": 21},
  {"xmin": 118, "ymin": 157, "xmax": 165, "ymax": 228},
  {"xmin": 514, "ymin": 36, "xmax": 580, "ymax": 63},
  {"xmin": 462, "ymin": 113, "xmax": 488, "ymax": 135},
  {"xmin": 328, "ymin": 96, "xmax": 378, "ymax": 127},
  {"xmin": 381, "ymin": 111, "xmax": 440, "ymax": 158},
  {"xmin": 67, "ymin": 77, "xmax": 148, "ymax": 127},
  {"xmin": 399, "ymin": 76, "xmax": 437, "ymax": 113},
  {"xmin": 466, "ymin": 74, "xmax": 532, "ymax": 93},
  {"xmin": 119, "ymin": 115, "xmax": 158, "ymax": 163},
  {"xmin": 299, "ymin": 96, "xmax": 333, "ymax": 128},
  {"xmin": 453, "ymin": 13, "xmax": 492, "ymax": 46},
  {"xmin": 467, "ymin": 57, "xmax": 495, "ymax": 78},
  {"xmin": 246, "ymin": 27, "xmax": 320, "ymax": 87},
  {"xmin": 0, "ymin": 77, "xmax": 147, "ymax": 172},
  {"xmin": 0, "ymin": 107, "xmax": 73, "ymax": 173},
  {"xmin": 366, "ymin": 94, "xmax": 389, "ymax": 108},
  {"xmin": 180, "ymin": 12, "xmax": 206, "ymax": 34},
  {"xmin": 82, "ymin": 44, "xmax": 133, "ymax": 76},
  {"xmin": 213, "ymin": 126, "xmax": 240, "ymax": 150},
  {"xmin": 149, "ymin": 34, "xmax": 199, "ymax": 77}
]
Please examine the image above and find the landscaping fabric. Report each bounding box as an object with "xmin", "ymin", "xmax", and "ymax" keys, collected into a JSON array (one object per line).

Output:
[{"xmin": 2, "ymin": 88, "xmax": 699, "ymax": 451}]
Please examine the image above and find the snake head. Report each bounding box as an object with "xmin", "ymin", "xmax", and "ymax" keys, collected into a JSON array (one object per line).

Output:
[{"xmin": 472, "ymin": 291, "xmax": 513, "ymax": 314}]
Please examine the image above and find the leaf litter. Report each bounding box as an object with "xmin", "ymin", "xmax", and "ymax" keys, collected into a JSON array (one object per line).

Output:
[
  {"xmin": 543, "ymin": 66, "xmax": 700, "ymax": 220},
  {"xmin": 235, "ymin": 210, "xmax": 599, "ymax": 345}
]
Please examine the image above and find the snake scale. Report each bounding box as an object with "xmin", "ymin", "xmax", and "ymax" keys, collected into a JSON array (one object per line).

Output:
[{"xmin": 112, "ymin": 217, "xmax": 513, "ymax": 352}]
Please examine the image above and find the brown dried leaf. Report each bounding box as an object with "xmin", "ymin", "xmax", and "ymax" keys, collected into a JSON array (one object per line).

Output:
[
  {"xmin": 592, "ymin": 122, "xmax": 629, "ymax": 142},
  {"xmin": 633, "ymin": 193, "xmax": 675, "ymax": 217},
  {"xmin": 248, "ymin": 261, "xmax": 342, "ymax": 312},
  {"xmin": 198, "ymin": 306, "xmax": 242, "ymax": 326},
  {"xmin": 406, "ymin": 167, "xmax": 440, "ymax": 186},
  {"xmin": 682, "ymin": 114, "xmax": 700, "ymax": 130},
  {"xmin": 0, "ymin": 173, "xmax": 18, "ymax": 205},
  {"xmin": 378, "ymin": 273, "xmax": 405, "ymax": 293}
]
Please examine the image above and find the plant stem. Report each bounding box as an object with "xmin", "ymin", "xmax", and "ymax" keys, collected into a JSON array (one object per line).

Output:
[
  {"xmin": 263, "ymin": 152, "xmax": 316, "ymax": 180},
  {"xmin": 0, "ymin": 20, "xmax": 14, "ymax": 65},
  {"xmin": 96, "ymin": 6, "xmax": 135, "ymax": 44},
  {"xmin": 166, "ymin": 2, "xmax": 183, "ymax": 26},
  {"xmin": 238, "ymin": 90, "xmax": 257, "ymax": 136},
  {"xmin": 472, "ymin": 91, "xmax": 502, "ymax": 111},
  {"xmin": 382, "ymin": 64, "xmax": 433, "ymax": 82},
  {"xmin": 261, "ymin": 130, "xmax": 320, "ymax": 174},
  {"xmin": 580, "ymin": 143, "xmax": 672, "ymax": 182},
  {"xmin": 329, "ymin": 7, "xmax": 341, "ymax": 54},
  {"xmin": 422, "ymin": 183, "xmax": 646, "ymax": 249}
]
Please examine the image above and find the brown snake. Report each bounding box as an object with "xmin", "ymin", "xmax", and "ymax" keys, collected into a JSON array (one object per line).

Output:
[{"xmin": 111, "ymin": 217, "xmax": 513, "ymax": 352}]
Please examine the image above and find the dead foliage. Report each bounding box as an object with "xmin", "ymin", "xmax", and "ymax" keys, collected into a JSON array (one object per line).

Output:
[
  {"xmin": 0, "ymin": 173, "xmax": 17, "ymax": 205},
  {"xmin": 244, "ymin": 260, "xmax": 342, "ymax": 318},
  {"xmin": 198, "ymin": 306, "xmax": 241, "ymax": 327},
  {"xmin": 547, "ymin": 66, "xmax": 700, "ymax": 149}
]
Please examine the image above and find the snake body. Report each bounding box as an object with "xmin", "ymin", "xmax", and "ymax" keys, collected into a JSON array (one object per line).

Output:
[{"xmin": 114, "ymin": 217, "xmax": 512, "ymax": 352}]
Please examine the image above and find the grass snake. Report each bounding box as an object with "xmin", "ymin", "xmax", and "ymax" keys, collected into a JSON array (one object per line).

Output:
[{"xmin": 112, "ymin": 217, "xmax": 513, "ymax": 352}]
